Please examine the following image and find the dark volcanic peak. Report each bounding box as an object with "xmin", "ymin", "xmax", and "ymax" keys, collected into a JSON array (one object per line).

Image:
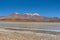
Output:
[
  {"xmin": 0, "ymin": 12, "xmax": 60, "ymax": 22},
  {"xmin": 9, "ymin": 12, "xmax": 41, "ymax": 16}
]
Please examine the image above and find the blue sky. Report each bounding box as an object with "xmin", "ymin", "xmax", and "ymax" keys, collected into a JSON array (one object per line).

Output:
[{"xmin": 0, "ymin": 0, "xmax": 60, "ymax": 17}]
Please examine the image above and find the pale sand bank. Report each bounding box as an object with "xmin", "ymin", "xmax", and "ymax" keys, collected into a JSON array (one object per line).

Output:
[{"xmin": 0, "ymin": 28, "xmax": 60, "ymax": 40}]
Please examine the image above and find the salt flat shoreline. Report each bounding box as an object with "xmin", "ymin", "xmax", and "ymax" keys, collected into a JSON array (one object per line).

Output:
[
  {"xmin": 0, "ymin": 28, "xmax": 60, "ymax": 35},
  {"xmin": 1, "ymin": 27, "xmax": 60, "ymax": 35},
  {"xmin": 0, "ymin": 22, "xmax": 60, "ymax": 35},
  {"xmin": 0, "ymin": 28, "xmax": 60, "ymax": 40}
]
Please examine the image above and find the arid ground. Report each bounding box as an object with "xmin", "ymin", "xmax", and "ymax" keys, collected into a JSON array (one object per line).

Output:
[{"xmin": 0, "ymin": 22, "xmax": 60, "ymax": 40}]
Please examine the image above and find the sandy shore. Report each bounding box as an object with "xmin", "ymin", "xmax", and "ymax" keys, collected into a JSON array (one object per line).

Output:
[{"xmin": 0, "ymin": 28, "xmax": 60, "ymax": 40}]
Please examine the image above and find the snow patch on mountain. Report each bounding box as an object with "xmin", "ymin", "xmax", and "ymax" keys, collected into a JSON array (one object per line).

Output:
[
  {"xmin": 14, "ymin": 12, "xmax": 19, "ymax": 14},
  {"xmin": 24, "ymin": 13, "xmax": 40, "ymax": 16},
  {"xmin": 33, "ymin": 13, "xmax": 40, "ymax": 16}
]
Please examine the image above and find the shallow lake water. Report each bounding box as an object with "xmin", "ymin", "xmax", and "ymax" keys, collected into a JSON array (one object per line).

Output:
[
  {"xmin": 0, "ymin": 22, "xmax": 60, "ymax": 30},
  {"xmin": 40, "ymin": 27, "xmax": 60, "ymax": 30}
]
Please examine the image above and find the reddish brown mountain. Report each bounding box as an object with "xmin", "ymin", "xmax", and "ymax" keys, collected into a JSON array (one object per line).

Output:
[{"xmin": 0, "ymin": 13, "xmax": 60, "ymax": 22}]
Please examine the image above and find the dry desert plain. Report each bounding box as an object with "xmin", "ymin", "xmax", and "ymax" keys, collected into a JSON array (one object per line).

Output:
[{"xmin": 0, "ymin": 22, "xmax": 60, "ymax": 40}]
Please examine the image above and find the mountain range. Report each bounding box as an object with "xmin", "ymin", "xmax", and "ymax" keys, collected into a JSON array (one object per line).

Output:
[{"xmin": 0, "ymin": 12, "xmax": 60, "ymax": 22}]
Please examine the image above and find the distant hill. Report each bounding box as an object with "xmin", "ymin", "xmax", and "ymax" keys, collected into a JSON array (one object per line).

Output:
[{"xmin": 0, "ymin": 12, "xmax": 60, "ymax": 22}]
